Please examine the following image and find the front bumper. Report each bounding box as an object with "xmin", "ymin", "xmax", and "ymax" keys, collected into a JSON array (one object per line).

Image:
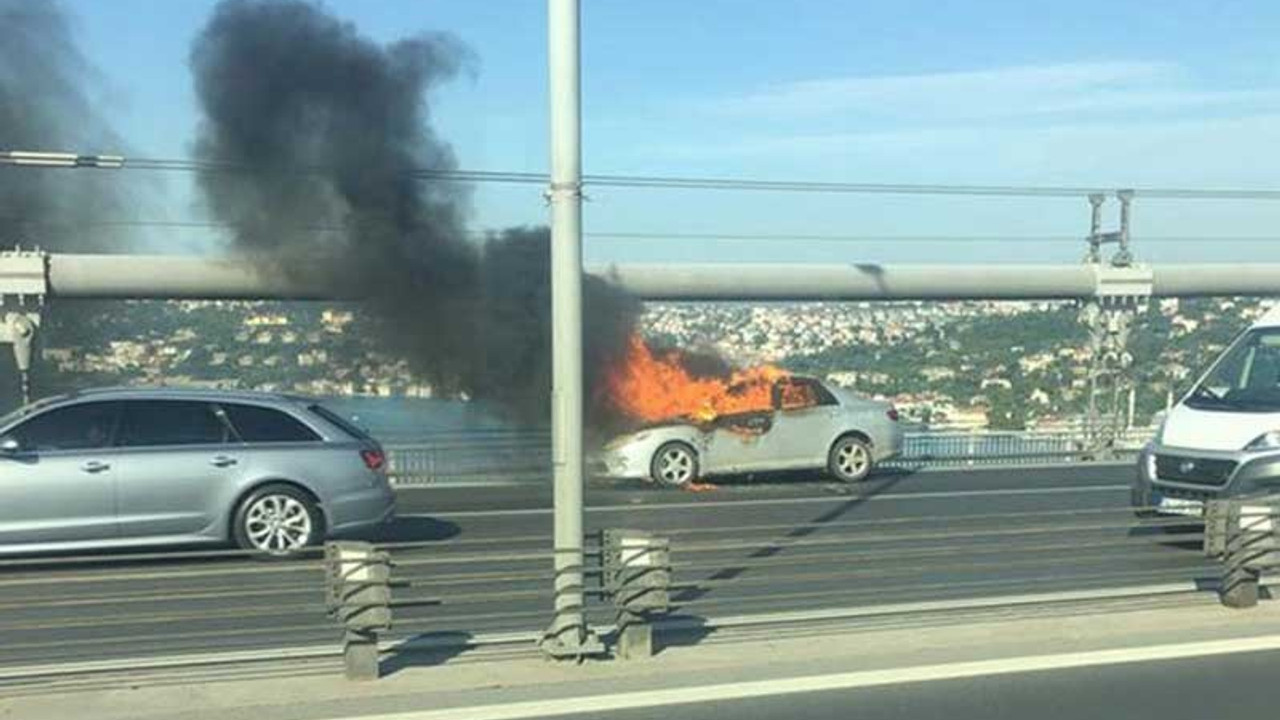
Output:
[
  {"xmin": 591, "ymin": 451, "xmax": 647, "ymax": 480},
  {"xmin": 1134, "ymin": 443, "xmax": 1280, "ymax": 515}
]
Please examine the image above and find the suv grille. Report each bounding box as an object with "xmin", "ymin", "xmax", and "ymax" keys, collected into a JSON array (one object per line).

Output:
[{"xmin": 1155, "ymin": 455, "xmax": 1237, "ymax": 487}]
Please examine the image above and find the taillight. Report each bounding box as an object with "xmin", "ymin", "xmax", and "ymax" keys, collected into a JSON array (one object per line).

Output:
[
  {"xmin": 886, "ymin": 408, "xmax": 900, "ymax": 422},
  {"xmin": 360, "ymin": 449, "xmax": 386, "ymax": 471}
]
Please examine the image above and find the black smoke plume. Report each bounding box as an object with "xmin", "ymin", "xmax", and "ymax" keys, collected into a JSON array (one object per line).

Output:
[
  {"xmin": 0, "ymin": 0, "xmax": 130, "ymax": 251},
  {"xmin": 191, "ymin": 0, "xmax": 639, "ymax": 425},
  {"xmin": 0, "ymin": 0, "xmax": 140, "ymax": 410}
]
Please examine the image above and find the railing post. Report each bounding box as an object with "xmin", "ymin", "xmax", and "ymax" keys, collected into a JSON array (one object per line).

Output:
[
  {"xmin": 603, "ymin": 529, "xmax": 671, "ymax": 660},
  {"xmin": 326, "ymin": 541, "xmax": 393, "ymax": 680}
]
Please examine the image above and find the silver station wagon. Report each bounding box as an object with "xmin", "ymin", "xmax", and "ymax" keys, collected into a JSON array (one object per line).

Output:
[{"xmin": 0, "ymin": 388, "xmax": 395, "ymax": 556}]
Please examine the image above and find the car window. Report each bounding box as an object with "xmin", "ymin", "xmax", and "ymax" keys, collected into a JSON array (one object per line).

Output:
[
  {"xmin": 9, "ymin": 402, "xmax": 121, "ymax": 452},
  {"xmin": 222, "ymin": 403, "xmax": 321, "ymax": 443},
  {"xmin": 307, "ymin": 403, "xmax": 372, "ymax": 441},
  {"xmin": 117, "ymin": 400, "xmax": 232, "ymax": 447},
  {"xmin": 778, "ymin": 378, "xmax": 838, "ymax": 411}
]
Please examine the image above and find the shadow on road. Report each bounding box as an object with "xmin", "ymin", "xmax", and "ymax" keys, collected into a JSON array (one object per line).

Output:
[
  {"xmin": 651, "ymin": 614, "xmax": 714, "ymax": 656},
  {"xmin": 379, "ymin": 630, "xmax": 474, "ymax": 676},
  {"xmin": 670, "ymin": 472, "xmax": 909, "ymax": 607},
  {"xmin": 369, "ymin": 516, "xmax": 461, "ymax": 544}
]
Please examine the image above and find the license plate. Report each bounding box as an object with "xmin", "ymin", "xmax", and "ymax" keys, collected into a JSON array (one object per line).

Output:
[{"xmin": 1157, "ymin": 495, "xmax": 1205, "ymax": 518}]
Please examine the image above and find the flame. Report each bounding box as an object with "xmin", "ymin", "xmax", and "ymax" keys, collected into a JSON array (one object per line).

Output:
[{"xmin": 606, "ymin": 335, "xmax": 789, "ymax": 424}]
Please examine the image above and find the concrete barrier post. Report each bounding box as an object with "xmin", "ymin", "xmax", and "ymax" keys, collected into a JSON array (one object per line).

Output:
[
  {"xmin": 326, "ymin": 541, "xmax": 393, "ymax": 680},
  {"xmin": 1212, "ymin": 498, "xmax": 1280, "ymax": 609},
  {"xmin": 604, "ymin": 529, "xmax": 671, "ymax": 660}
]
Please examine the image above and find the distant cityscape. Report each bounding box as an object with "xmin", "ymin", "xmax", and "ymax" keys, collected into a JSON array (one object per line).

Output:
[{"xmin": 33, "ymin": 296, "xmax": 1269, "ymax": 430}]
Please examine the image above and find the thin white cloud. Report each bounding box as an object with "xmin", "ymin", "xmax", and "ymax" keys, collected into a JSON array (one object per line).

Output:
[
  {"xmin": 651, "ymin": 112, "xmax": 1280, "ymax": 188},
  {"xmin": 701, "ymin": 61, "xmax": 1270, "ymax": 122}
]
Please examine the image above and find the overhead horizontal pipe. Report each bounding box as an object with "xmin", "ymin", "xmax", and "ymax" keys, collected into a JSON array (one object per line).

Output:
[
  {"xmin": 47, "ymin": 254, "xmax": 336, "ymax": 300},
  {"xmin": 40, "ymin": 254, "xmax": 1280, "ymax": 301},
  {"xmin": 597, "ymin": 263, "xmax": 1104, "ymax": 300}
]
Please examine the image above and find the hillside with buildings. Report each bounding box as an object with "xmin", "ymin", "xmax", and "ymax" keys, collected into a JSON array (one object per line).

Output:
[{"xmin": 31, "ymin": 297, "xmax": 1267, "ymax": 430}]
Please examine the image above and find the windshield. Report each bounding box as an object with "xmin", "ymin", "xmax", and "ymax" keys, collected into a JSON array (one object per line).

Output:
[{"xmin": 1187, "ymin": 328, "xmax": 1280, "ymax": 412}]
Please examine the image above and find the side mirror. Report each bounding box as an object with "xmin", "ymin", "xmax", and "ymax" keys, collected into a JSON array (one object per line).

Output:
[{"xmin": 0, "ymin": 436, "xmax": 21, "ymax": 454}]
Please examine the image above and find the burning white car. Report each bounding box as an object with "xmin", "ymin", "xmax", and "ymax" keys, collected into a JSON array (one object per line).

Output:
[{"xmin": 595, "ymin": 376, "xmax": 903, "ymax": 486}]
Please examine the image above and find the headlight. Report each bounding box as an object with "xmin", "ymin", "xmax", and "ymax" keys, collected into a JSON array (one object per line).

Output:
[
  {"xmin": 1245, "ymin": 431, "xmax": 1280, "ymax": 451},
  {"xmin": 605, "ymin": 431, "xmax": 649, "ymax": 450}
]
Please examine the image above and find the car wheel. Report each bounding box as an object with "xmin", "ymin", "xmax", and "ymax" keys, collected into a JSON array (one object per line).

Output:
[
  {"xmin": 829, "ymin": 435, "xmax": 873, "ymax": 482},
  {"xmin": 233, "ymin": 483, "xmax": 322, "ymax": 556},
  {"xmin": 651, "ymin": 442, "xmax": 699, "ymax": 488}
]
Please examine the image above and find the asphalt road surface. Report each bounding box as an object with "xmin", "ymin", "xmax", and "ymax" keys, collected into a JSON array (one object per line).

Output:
[
  {"xmin": 0, "ymin": 464, "xmax": 1216, "ymax": 671},
  {"xmin": 533, "ymin": 648, "xmax": 1280, "ymax": 720}
]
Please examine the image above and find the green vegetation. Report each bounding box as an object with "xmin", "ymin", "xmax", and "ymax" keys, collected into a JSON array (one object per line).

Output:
[
  {"xmin": 30, "ymin": 297, "xmax": 1264, "ymax": 429},
  {"xmin": 784, "ymin": 299, "xmax": 1260, "ymax": 427}
]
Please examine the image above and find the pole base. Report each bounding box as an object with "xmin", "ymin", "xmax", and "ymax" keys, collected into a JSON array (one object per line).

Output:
[
  {"xmin": 617, "ymin": 621, "xmax": 654, "ymax": 660},
  {"xmin": 1221, "ymin": 569, "xmax": 1261, "ymax": 609},
  {"xmin": 343, "ymin": 632, "xmax": 380, "ymax": 681},
  {"xmin": 539, "ymin": 625, "xmax": 605, "ymax": 661}
]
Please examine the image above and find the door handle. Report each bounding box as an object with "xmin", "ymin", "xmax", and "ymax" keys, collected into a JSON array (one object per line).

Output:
[
  {"xmin": 81, "ymin": 460, "xmax": 111, "ymax": 474},
  {"xmin": 210, "ymin": 456, "xmax": 239, "ymax": 468}
]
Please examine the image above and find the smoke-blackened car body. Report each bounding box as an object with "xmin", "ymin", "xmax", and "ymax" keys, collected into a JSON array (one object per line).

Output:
[{"xmin": 595, "ymin": 376, "xmax": 902, "ymax": 487}]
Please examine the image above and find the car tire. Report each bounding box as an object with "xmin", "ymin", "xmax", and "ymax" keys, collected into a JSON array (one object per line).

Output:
[
  {"xmin": 828, "ymin": 435, "xmax": 873, "ymax": 483},
  {"xmin": 232, "ymin": 483, "xmax": 323, "ymax": 556},
  {"xmin": 650, "ymin": 442, "xmax": 699, "ymax": 488}
]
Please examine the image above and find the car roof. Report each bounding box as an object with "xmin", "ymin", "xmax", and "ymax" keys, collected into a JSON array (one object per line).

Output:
[
  {"xmin": 1254, "ymin": 303, "xmax": 1280, "ymax": 329},
  {"xmin": 40, "ymin": 386, "xmax": 317, "ymax": 406}
]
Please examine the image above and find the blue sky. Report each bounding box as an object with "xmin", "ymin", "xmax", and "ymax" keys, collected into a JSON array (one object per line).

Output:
[{"xmin": 57, "ymin": 0, "xmax": 1280, "ymax": 264}]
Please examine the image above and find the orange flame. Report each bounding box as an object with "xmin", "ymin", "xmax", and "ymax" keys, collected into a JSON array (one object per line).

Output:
[{"xmin": 606, "ymin": 335, "xmax": 788, "ymax": 424}]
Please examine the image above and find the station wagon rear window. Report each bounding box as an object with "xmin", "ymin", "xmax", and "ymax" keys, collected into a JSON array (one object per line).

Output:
[{"xmin": 221, "ymin": 404, "xmax": 321, "ymax": 443}]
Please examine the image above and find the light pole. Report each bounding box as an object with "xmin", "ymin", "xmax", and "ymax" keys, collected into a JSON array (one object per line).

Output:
[{"xmin": 541, "ymin": 0, "xmax": 601, "ymax": 659}]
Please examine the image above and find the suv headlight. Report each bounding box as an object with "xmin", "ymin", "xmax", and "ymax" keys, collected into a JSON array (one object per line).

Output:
[{"xmin": 1245, "ymin": 431, "xmax": 1280, "ymax": 451}]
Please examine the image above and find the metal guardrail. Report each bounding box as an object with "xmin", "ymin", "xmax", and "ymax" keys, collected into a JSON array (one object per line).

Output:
[
  {"xmin": 384, "ymin": 426, "xmax": 1158, "ymax": 486},
  {"xmin": 385, "ymin": 433, "xmax": 550, "ymax": 486},
  {"xmin": 345, "ymin": 504, "xmax": 1215, "ymax": 676},
  {"xmin": 0, "ymin": 426, "xmax": 1175, "ymax": 681},
  {"xmin": 0, "ymin": 500, "xmax": 1220, "ymax": 684}
]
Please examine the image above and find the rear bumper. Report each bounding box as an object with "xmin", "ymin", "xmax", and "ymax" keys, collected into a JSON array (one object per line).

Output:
[
  {"xmin": 326, "ymin": 484, "xmax": 396, "ymax": 536},
  {"xmin": 875, "ymin": 424, "xmax": 905, "ymax": 462}
]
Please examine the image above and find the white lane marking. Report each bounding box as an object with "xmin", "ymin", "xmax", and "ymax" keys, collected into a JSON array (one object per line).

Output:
[
  {"xmin": 409, "ymin": 485, "xmax": 1128, "ymax": 519},
  {"xmin": 342, "ymin": 634, "xmax": 1280, "ymax": 720}
]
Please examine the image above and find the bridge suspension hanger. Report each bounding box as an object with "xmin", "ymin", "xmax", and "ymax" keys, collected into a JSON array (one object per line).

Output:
[
  {"xmin": 1080, "ymin": 191, "xmax": 1151, "ymax": 459},
  {"xmin": 0, "ymin": 245, "xmax": 46, "ymax": 406}
]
